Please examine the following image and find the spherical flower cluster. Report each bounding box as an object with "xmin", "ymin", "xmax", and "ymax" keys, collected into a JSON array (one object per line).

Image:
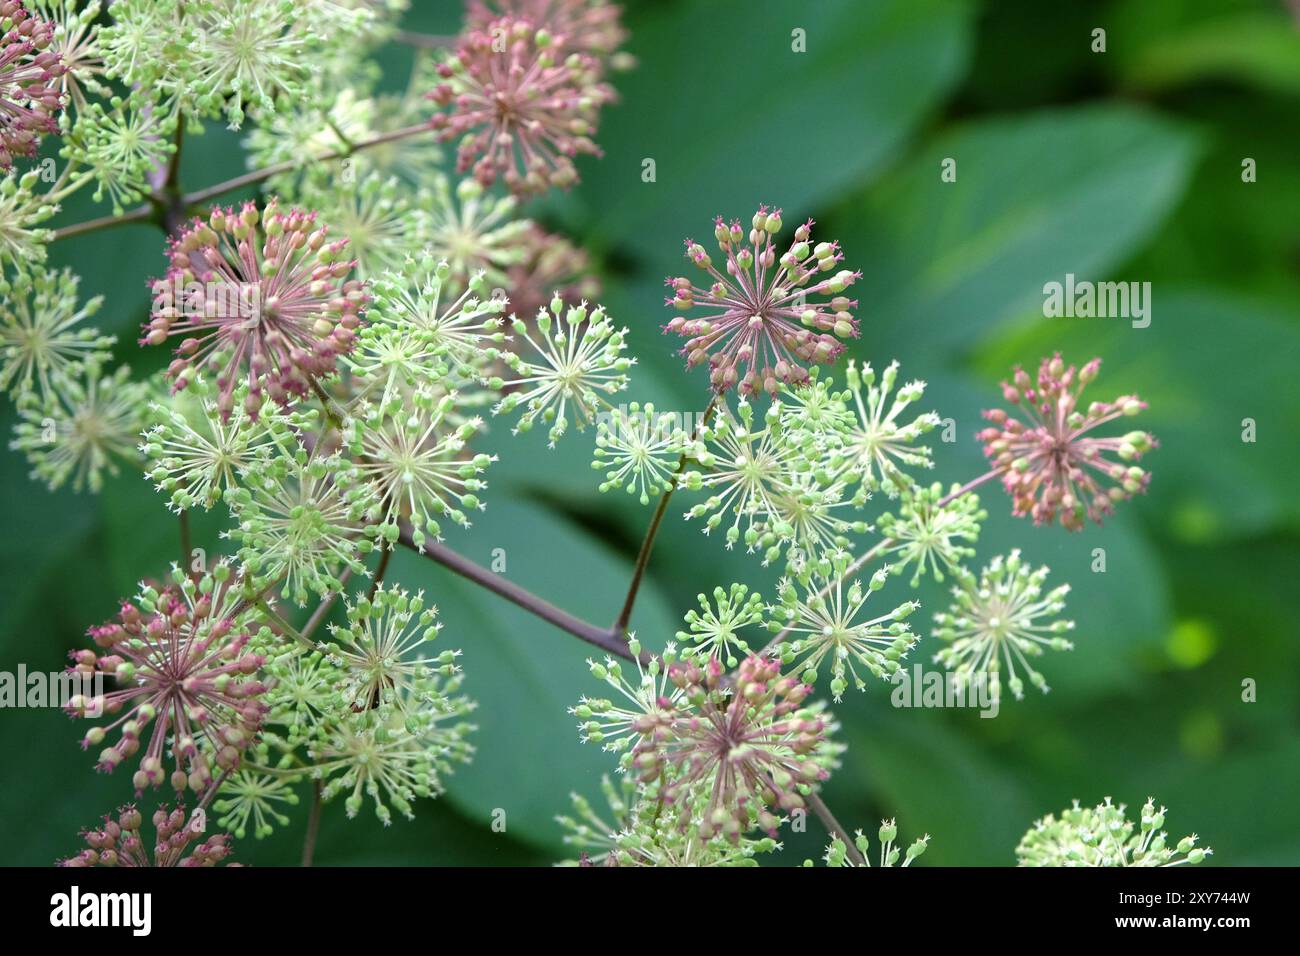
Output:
[
  {"xmin": 10, "ymin": 360, "xmax": 145, "ymax": 492},
  {"xmin": 769, "ymin": 557, "xmax": 918, "ymax": 701},
  {"xmin": 829, "ymin": 360, "xmax": 941, "ymax": 501},
  {"xmin": 309, "ymin": 681, "xmax": 477, "ymax": 825},
  {"xmin": 66, "ymin": 96, "xmax": 177, "ymax": 215},
  {"xmin": 675, "ymin": 582, "xmax": 764, "ymax": 667},
  {"xmin": 213, "ymin": 769, "xmax": 299, "ymax": 839},
  {"xmin": 360, "ymin": 255, "xmax": 507, "ymax": 383},
  {"xmin": 223, "ymin": 448, "xmax": 377, "ymax": 606},
  {"xmin": 140, "ymin": 379, "xmax": 312, "ymax": 512},
  {"xmin": 430, "ymin": 16, "xmax": 612, "ymax": 195},
  {"xmin": 591, "ymin": 401, "xmax": 690, "ymax": 505},
  {"xmin": 0, "ymin": 0, "xmax": 66, "ymax": 168},
  {"xmin": 0, "ymin": 263, "xmax": 113, "ymax": 401},
  {"xmin": 932, "ymin": 549, "xmax": 1074, "ymax": 704},
  {"xmin": 421, "ymin": 175, "xmax": 530, "ymax": 292},
  {"xmin": 664, "ymin": 206, "xmax": 861, "ymax": 396},
  {"xmin": 629, "ymin": 655, "xmax": 836, "ymax": 841},
  {"xmin": 682, "ymin": 398, "xmax": 867, "ymax": 570},
  {"xmin": 60, "ymin": 803, "xmax": 236, "ymax": 867},
  {"xmin": 1017, "ymin": 797, "xmax": 1210, "ymax": 867},
  {"xmin": 318, "ymin": 584, "xmax": 460, "ymax": 715},
  {"xmin": 68, "ymin": 563, "xmax": 269, "ymax": 795},
  {"xmin": 493, "ymin": 296, "xmax": 632, "ymax": 446},
  {"xmin": 142, "ymin": 199, "xmax": 367, "ymax": 422},
  {"xmin": 348, "ymin": 389, "xmax": 494, "ymax": 550},
  {"xmin": 877, "ymin": 483, "xmax": 985, "ymax": 586},
  {"xmin": 979, "ymin": 353, "xmax": 1155, "ymax": 530}
]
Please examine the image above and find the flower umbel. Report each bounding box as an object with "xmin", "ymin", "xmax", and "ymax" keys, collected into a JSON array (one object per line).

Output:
[
  {"xmin": 10, "ymin": 361, "xmax": 145, "ymax": 492},
  {"xmin": 675, "ymin": 583, "xmax": 765, "ymax": 668},
  {"xmin": 348, "ymin": 385, "xmax": 493, "ymax": 550},
  {"xmin": 830, "ymin": 360, "xmax": 941, "ymax": 501},
  {"xmin": 664, "ymin": 206, "xmax": 860, "ymax": 396},
  {"xmin": 140, "ymin": 378, "xmax": 312, "ymax": 512},
  {"xmin": 630, "ymin": 655, "xmax": 835, "ymax": 841},
  {"xmin": 68, "ymin": 563, "xmax": 269, "ymax": 794},
  {"xmin": 932, "ymin": 549, "xmax": 1074, "ymax": 704},
  {"xmin": 60, "ymin": 804, "xmax": 236, "ymax": 867},
  {"xmin": 979, "ymin": 353, "xmax": 1156, "ymax": 530},
  {"xmin": 769, "ymin": 556, "xmax": 919, "ymax": 701},
  {"xmin": 430, "ymin": 16, "xmax": 611, "ymax": 195},
  {"xmin": 0, "ymin": 1, "xmax": 66, "ymax": 168},
  {"xmin": 876, "ymin": 483, "xmax": 985, "ymax": 586},
  {"xmin": 319, "ymin": 583, "xmax": 460, "ymax": 715},
  {"xmin": 143, "ymin": 199, "xmax": 367, "ymax": 422},
  {"xmin": 224, "ymin": 448, "xmax": 377, "ymax": 606},
  {"xmin": 592, "ymin": 401, "xmax": 689, "ymax": 505},
  {"xmin": 0, "ymin": 264, "xmax": 113, "ymax": 401},
  {"xmin": 494, "ymin": 296, "xmax": 631, "ymax": 446},
  {"xmin": 1017, "ymin": 797, "xmax": 1210, "ymax": 867}
]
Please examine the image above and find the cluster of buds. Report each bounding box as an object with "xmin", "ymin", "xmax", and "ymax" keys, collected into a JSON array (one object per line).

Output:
[
  {"xmin": 430, "ymin": 16, "xmax": 613, "ymax": 196},
  {"xmin": 142, "ymin": 199, "xmax": 367, "ymax": 421},
  {"xmin": 630, "ymin": 654, "xmax": 831, "ymax": 841},
  {"xmin": 978, "ymin": 354, "xmax": 1155, "ymax": 530},
  {"xmin": 0, "ymin": 1, "xmax": 66, "ymax": 168},
  {"xmin": 664, "ymin": 206, "xmax": 861, "ymax": 396},
  {"xmin": 467, "ymin": 0, "xmax": 628, "ymax": 59},
  {"xmin": 68, "ymin": 567, "xmax": 269, "ymax": 794},
  {"xmin": 60, "ymin": 804, "xmax": 236, "ymax": 867}
]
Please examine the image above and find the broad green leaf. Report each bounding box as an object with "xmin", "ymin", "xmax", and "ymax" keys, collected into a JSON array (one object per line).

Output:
[
  {"xmin": 574, "ymin": 0, "xmax": 974, "ymax": 254},
  {"xmin": 837, "ymin": 105, "xmax": 1201, "ymax": 354}
]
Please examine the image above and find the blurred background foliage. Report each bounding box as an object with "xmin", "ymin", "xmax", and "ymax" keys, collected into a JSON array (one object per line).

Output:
[{"xmin": 3, "ymin": 0, "xmax": 1298, "ymax": 866}]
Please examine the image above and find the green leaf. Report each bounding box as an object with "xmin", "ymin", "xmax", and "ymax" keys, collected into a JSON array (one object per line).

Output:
[
  {"xmin": 1117, "ymin": 11, "xmax": 1300, "ymax": 98},
  {"xmin": 839, "ymin": 105, "xmax": 1201, "ymax": 354},
  {"xmin": 574, "ymin": 0, "xmax": 974, "ymax": 254}
]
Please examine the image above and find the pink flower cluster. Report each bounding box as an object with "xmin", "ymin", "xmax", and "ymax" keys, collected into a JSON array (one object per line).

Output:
[
  {"xmin": 61, "ymin": 804, "xmax": 236, "ymax": 867},
  {"xmin": 430, "ymin": 15, "xmax": 613, "ymax": 196},
  {"xmin": 142, "ymin": 200, "xmax": 367, "ymax": 421},
  {"xmin": 978, "ymin": 353, "xmax": 1156, "ymax": 530},
  {"xmin": 69, "ymin": 582, "xmax": 269, "ymax": 795},
  {"xmin": 467, "ymin": 0, "xmax": 628, "ymax": 57},
  {"xmin": 664, "ymin": 206, "xmax": 862, "ymax": 396},
  {"xmin": 631, "ymin": 655, "xmax": 830, "ymax": 841},
  {"xmin": 0, "ymin": 0, "xmax": 66, "ymax": 168}
]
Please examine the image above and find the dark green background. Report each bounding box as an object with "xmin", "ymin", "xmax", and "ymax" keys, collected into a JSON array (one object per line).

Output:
[{"xmin": 3, "ymin": 0, "xmax": 1297, "ymax": 866}]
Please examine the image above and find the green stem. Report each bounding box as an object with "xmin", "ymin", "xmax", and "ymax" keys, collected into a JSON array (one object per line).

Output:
[{"xmin": 612, "ymin": 396, "xmax": 719, "ymax": 636}]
